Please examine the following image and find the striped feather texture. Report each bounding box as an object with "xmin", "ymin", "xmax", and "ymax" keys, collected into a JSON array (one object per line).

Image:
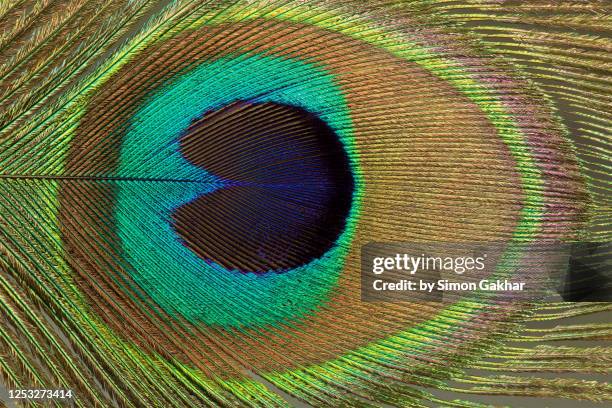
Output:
[{"xmin": 0, "ymin": 1, "xmax": 610, "ymax": 407}]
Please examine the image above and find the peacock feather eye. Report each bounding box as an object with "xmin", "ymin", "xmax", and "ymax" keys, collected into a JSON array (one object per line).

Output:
[{"xmin": 0, "ymin": 1, "xmax": 610, "ymax": 407}]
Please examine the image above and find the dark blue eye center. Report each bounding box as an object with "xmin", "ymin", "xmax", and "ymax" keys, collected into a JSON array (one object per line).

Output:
[{"xmin": 172, "ymin": 101, "xmax": 355, "ymax": 274}]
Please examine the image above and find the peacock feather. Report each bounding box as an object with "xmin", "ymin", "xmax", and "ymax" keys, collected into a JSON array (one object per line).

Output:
[{"xmin": 0, "ymin": 0, "xmax": 610, "ymax": 407}]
